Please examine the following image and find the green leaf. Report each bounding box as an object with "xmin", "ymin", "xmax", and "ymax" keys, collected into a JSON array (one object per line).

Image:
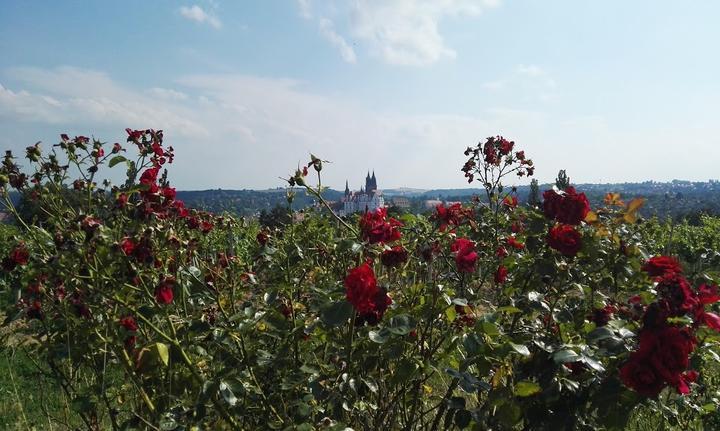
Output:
[
  {"xmin": 445, "ymin": 306, "xmax": 457, "ymax": 322},
  {"xmin": 508, "ymin": 342, "xmax": 530, "ymax": 357},
  {"xmin": 152, "ymin": 342, "xmax": 170, "ymax": 367},
  {"xmin": 219, "ymin": 381, "xmax": 238, "ymax": 406},
  {"xmin": 388, "ymin": 314, "xmax": 413, "ymax": 335},
  {"xmin": 553, "ymin": 349, "xmax": 581, "ymax": 364},
  {"xmin": 514, "ymin": 381, "xmax": 541, "ymax": 397},
  {"xmin": 321, "ymin": 301, "xmax": 353, "ymax": 327},
  {"xmin": 108, "ymin": 155, "xmax": 127, "ymax": 167},
  {"xmin": 587, "ymin": 326, "xmax": 616, "ymax": 343},
  {"xmin": 369, "ymin": 328, "xmax": 390, "ymax": 344}
]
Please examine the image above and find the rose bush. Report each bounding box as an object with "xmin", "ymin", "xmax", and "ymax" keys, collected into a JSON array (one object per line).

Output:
[{"xmin": 1, "ymin": 132, "xmax": 719, "ymax": 430}]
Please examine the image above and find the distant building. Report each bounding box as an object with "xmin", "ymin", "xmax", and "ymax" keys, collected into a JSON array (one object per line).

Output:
[
  {"xmin": 423, "ymin": 199, "xmax": 443, "ymax": 210},
  {"xmin": 341, "ymin": 171, "xmax": 385, "ymax": 215},
  {"xmin": 390, "ymin": 196, "xmax": 411, "ymax": 209}
]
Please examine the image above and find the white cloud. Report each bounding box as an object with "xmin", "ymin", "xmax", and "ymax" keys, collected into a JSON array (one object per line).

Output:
[
  {"xmin": 149, "ymin": 87, "xmax": 189, "ymax": 101},
  {"xmin": 298, "ymin": 1, "xmax": 357, "ymax": 64},
  {"xmin": 2, "ymin": 67, "xmax": 208, "ymax": 138},
  {"xmin": 179, "ymin": 5, "xmax": 222, "ymax": 29},
  {"xmin": 318, "ymin": 18, "xmax": 357, "ymax": 63},
  {"xmin": 6, "ymin": 66, "xmax": 716, "ymax": 190},
  {"xmin": 516, "ymin": 64, "xmax": 544, "ymax": 77},
  {"xmin": 298, "ymin": 0, "xmax": 500, "ymax": 65},
  {"xmin": 349, "ymin": 0, "xmax": 500, "ymax": 66},
  {"xmin": 482, "ymin": 64, "xmax": 558, "ymax": 101},
  {"xmin": 297, "ymin": 0, "xmax": 312, "ymax": 19}
]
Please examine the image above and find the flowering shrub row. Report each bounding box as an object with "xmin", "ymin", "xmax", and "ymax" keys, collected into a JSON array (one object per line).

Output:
[{"xmin": 1, "ymin": 132, "xmax": 719, "ymax": 430}]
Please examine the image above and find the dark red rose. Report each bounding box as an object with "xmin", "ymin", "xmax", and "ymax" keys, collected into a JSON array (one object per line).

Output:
[
  {"xmin": 542, "ymin": 187, "xmax": 590, "ymax": 225},
  {"xmin": 642, "ymin": 256, "xmax": 682, "ymax": 278},
  {"xmin": 591, "ymin": 305, "xmax": 616, "ymax": 327},
  {"xmin": 119, "ymin": 316, "xmax": 138, "ymax": 332},
  {"xmin": 644, "ymin": 326, "xmax": 696, "ymax": 394},
  {"xmin": 162, "ymin": 187, "xmax": 176, "ymax": 201},
  {"xmin": 9, "ymin": 245, "xmax": 29, "ymax": 266},
  {"xmin": 139, "ymin": 167, "xmax": 159, "ymax": 187},
  {"xmin": 496, "ymin": 246, "xmax": 508, "ymax": 258},
  {"xmin": 695, "ymin": 311, "xmax": 720, "ymax": 332},
  {"xmin": 494, "ymin": 265, "xmax": 508, "ymax": 284},
  {"xmin": 112, "ymin": 143, "xmax": 122, "ymax": 153},
  {"xmin": 359, "ymin": 208, "xmax": 402, "ymax": 244},
  {"xmin": 697, "ymin": 284, "xmax": 720, "ymax": 305},
  {"xmin": 187, "ymin": 216, "xmax": 200, "ymax": 230},
  {"xmin": 506, "ymin": 236, "xmax": 524, "ymax": 250},
  {"xmin": 515, "ymin": 150, "xmax": 525, "ymax": 160},
  {"xmin": 344, "ymin": 262, "xmax": 378, "ymax": 314},
  {"xmin": 120, "ymin": 237, "xmax": 135, "ymax": 256},
  {"xmin": 256, "ymin": 231, "xmax": 269, "ymax": 246},
  {"xmin": 200, "ymin": 220, "xmax": 214, "ymax": 233},
  {"xmin": 547, "ymin": 224, "xmax": 582, "ymax": 257},
  {"xmin": 656, "ymin": 273, "xmax": 697, "ymax": 316},
  {"xmin": 154, "ymin": 277, "xmax": 175, "ymax": 304},
  {"xmin": 116, "ymin": 193, "xmax": 128, "ymax": 208},
  {"xmin": 381, "ymin": 246, "xmax": 409, "ymax": 268},
  {"xmin": 620, "ymin": 352, "xmax": 666, "ymax": 398},
  {"xmin": 357, "ymin": 287, "xmax": 392, "ymax": 326},
  {"xmin": 435, "ymin": 203, "xmax": 472, "ymax": 231},
  {"xmin": 451, "ymin": 238, "xmax": 477, "ymax": 273},
  {"xmin": 498, "ymin": 137, "xmax": 514, "ymax": 155}
]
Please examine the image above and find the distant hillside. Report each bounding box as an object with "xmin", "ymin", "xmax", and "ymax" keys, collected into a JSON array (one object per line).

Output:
[
  {"xmin": 3, "ymin": 181, "xmax": 719, "ymax": 222},
  {"xmin": 177, "ymin": 180, "xmax": 720, "ymax": 222}
]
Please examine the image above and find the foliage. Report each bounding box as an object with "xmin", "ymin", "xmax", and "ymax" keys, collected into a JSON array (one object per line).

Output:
[{"xmin": 0, "ymin": 131, "xmax": 719, "ymax": 430}]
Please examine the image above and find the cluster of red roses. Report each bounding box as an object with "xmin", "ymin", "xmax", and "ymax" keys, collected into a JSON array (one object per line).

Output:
[
  {"xmin": 460, "ymin": 136, "xmax": 535, "ymax": 183},
  {"xmin": 359, "ymin": 208, "xmax": 410, "ymax": 269},
  {"xmin": 542, "ymin": 187, "xmax": 590, "ymax": 257},
  {"xmin": 344, "ymin": 262, "xmax": 392, "ymax": 326},
  {"xmin": 451, "ymin": 238, "xmax": 478, "ymax": 274},
  {"xmin": 2, "ymin": 243, "xmax": 29, "ymax": 272},
  {"xmin": 434, "ymin": 203, "xmax": 474, "ymax": 232},
  {"xmin": 620, "ymin": 256, "xmax": 720, "ymax": 397},
  {"xmin": 359, "ymin": 207, "xmax": 402, "ymax": 244}
]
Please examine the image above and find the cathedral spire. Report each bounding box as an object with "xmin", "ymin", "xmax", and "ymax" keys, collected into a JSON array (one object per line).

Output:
[
  {"xmin": 371, "ymin": 171, "xmax": 377, "ymax": 191},
  {"xmin": 344, "ymin": 180, "xmax": 350, "ymax": 196}
]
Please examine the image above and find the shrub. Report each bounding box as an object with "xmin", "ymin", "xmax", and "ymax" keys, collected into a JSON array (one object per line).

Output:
[{"xmin": 0, "ymin": 132, "xmax": 719, "ymax": 430}]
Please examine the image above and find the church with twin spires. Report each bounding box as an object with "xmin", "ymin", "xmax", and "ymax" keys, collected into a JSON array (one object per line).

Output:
[{"xmin": 340, "ymin": 171, "xmax": 385, "ymax": 216}]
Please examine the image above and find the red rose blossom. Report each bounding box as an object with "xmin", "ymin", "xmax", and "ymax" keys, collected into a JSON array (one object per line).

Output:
[
  {"xmin": 119, "ymin": 316, "xmax": 138, "ymax": 332},
  {"xmin": 359, "ymin": 208, "xmax": 402, "ymax": 244},
  {"xmin": 344, "ymin": 262, "xmax": 378, "ymax": 314},
  {"xmin": 494, "ymin": 265, "xmax": 508, "ymax": 284},
  {"xmin": 641, "ymin": 256, "xmax": 683, "ymax": 278},
  {"xmin": 154, "ymin": 277, "xmax": 175, "ymax": 304},
  {"xmin": 451, "ymin": 238, "xmax": 477, "ymax": 273},
  {"xmin": 381, "ymin": 246, "xmax": 409, "ymax": 268},
  {"xmin": 9, "ymin": 245, "xmax": 29, "ymax": 266},
  {"xmin": 120, "ymin": 237, "xmax": 135, "ymax": 256},
  {"xmin": 542, "ymin": 187, "xmax": 590, "ymax": 225},
  {"xmin": 547, "ymin": 224, "xmax": 582, "ymax": 257}
]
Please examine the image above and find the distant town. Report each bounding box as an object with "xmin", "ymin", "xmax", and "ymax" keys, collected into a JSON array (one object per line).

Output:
[{"xmin": 2, "ymin": 175, "xmax": 720, "ymax": 224}]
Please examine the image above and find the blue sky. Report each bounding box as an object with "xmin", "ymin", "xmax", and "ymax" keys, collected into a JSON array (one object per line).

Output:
[{"xmin": 1, "ymin": 1, "xmax": 719, "ymax": 190}]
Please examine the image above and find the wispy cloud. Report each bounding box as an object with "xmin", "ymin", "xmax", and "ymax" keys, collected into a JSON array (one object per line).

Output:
[
  {"xmin": 349, "ymin": 0, "xmax": 500, "ymax": 66},
  {"xmin": 297, "ymin": 1, "xmax": 357, "ymax": 64},
  {"xmin": 179, "ymin": 5, "xmax": 222, "ymax": 29},
  {"xmin": 6, "ymin": 66, "xmax": 710, "ymax": 189},
  {"xmin": 318, "ymin": 18, "xmax": 357, "ymax": 64}
]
